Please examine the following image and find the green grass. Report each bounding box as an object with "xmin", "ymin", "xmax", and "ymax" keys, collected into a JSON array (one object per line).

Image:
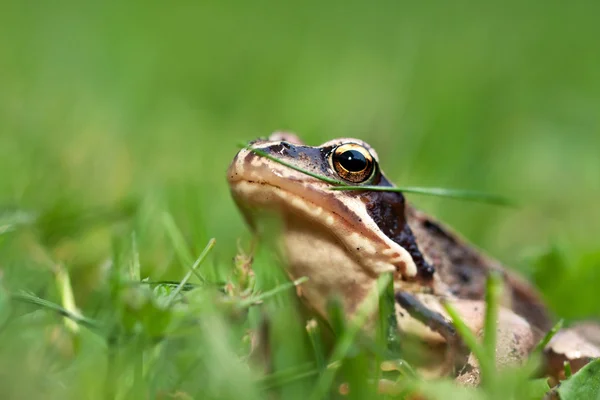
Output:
[{"xmin": 1, "ymin": 1, "xmax": 600, "ymax": 398}]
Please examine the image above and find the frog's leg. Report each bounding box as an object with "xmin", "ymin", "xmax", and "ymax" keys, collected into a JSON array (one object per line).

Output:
[
  {"xmin": 395, "ymin": 291, "xmax": 457, "ymax": 342},
  {"xmin": 395, "ymin": 292, "xmax": 470, "ymax": 376},
  {"xmin": 395, "ymin": 292, "xmax": 543, "ymax": 384}
]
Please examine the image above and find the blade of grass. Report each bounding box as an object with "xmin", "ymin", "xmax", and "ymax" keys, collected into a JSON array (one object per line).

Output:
[
  {"xmin": 442, "ymin": 301, "xmax": 487, "ymax": 374},
  {"xmin": 136, "ymin": 280, "xmax": 199, "ymax": 291},
  {"xmin": 258, "ymin": 364, "xmax": 321, "ymax": 391},
  {"xmin": 483, "ymin": 272, "xmax": 502, "ymax": 362},
  {"xmin": 533, "ymin": 319, "xmax": 564, "ymax": 354},
  {"xmin": 308, "ymin": 273, "xmax": 392, "ymax": 400},
  {"xmin": 306, "ymin": 319, "xmax": 326, "ymax": 372},
  {"xmin": 238, "ymin": 143, "xmax": 344, "ymax": 185},
  {"xmin": 239, "ymin": 143, "xmax": 515, "ymax": 206},
  {"xmin": 55, "ymin": 264, "xmax": 81, "ymax": 334},
  {"xmin": 444, "ymin": 273, "xmax": 502, "ymax": 391},
  {"xmin": 129, "ymin": 231, "xmax": 141, "ymax": 282},
  {"xmin": 379, "ymin": 274, "xmax": 401, "ymax": 354},
  {"xmin": 376, "ymin": 274, "xmax": 401, "ymax": 388},
  {"xmin": 520, "ymin": 318, "xmax": 565, "ymax": 378},
  {"xmin": 331, "ymin": 186, "xmax": 515, "ymax": 207},
  {"xmin": 0, "ymin": 209, "xmax": 37, "ymax": 235},
  {"xmin": 162, "ymin": 212, "xmax": 206, "ymax": 284},
  {"xmin": 237, "ymin": 276, "xmax": 308, "ymax": 308},
  {"xmin": 258, "ymin": 361, "xmax": 344, "ymax": 391},
  {"xmin": 563, "ymin": 361, "xmax": 572, "ymax": 379},
  {"xmin": 12, "ymin": 291, "xmax": 101, "ymax": 330},
  {"xmin": 481, "ymin": 272, "xmax": 503, "ymax": 391},
  {"xmin": 165, "ymin": 238, "xmax": 216, "ymax": 308},
  {"xmin": 380, "ymin": 359, "xmax": 417, "ymax": 379}
]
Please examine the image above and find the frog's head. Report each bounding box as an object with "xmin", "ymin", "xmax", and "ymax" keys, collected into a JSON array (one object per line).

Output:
[{"xmin": 227, "ymin": 132, "xmax": 433, "ymax": 316}]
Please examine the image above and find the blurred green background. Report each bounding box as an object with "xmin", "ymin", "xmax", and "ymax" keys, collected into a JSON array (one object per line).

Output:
[{"xmin": 1, "ymin": 1, "xmax": 599, "ymax": 398}]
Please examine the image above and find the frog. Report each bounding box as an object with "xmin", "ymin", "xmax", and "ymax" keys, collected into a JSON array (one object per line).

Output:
[{"xmin": 227, "ymin": 132, "xmax": 598, "ymax": 383}]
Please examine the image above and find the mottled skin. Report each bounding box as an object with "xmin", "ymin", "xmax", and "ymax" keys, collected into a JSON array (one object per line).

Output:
[
  {"xmin": 407, "ymin": 206, "xmax": 551, "ymax": 332},
  {"xmin": 227, "ymin": 133, "xmax": 595, "ymax": 380}
]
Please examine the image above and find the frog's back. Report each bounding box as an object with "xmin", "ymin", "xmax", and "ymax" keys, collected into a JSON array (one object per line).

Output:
[{"xmin": 406, "ymin": 205, "xmax": 552, "ymax": 331}]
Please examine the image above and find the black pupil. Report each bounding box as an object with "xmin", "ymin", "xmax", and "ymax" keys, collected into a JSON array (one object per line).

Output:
[{"xmin": 336, "ymin": 150, "xmax": 368, "ymax": 172}]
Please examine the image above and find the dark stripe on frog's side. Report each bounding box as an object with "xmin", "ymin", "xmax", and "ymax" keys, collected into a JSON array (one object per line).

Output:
[{"xmin": 360, "ymin": 175, "xmax": 436, "ymax": 282}]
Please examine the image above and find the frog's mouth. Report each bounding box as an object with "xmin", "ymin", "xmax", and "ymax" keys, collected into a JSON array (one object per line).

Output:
[
  {"xmin": 229, "ymin": 178, "xmax": 355, "ymax": 240},
  {"xmin": 227, "ymin": 148, "xmax": 418, "ymax": 279}
]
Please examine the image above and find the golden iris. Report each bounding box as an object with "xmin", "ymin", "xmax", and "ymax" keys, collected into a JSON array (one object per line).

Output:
[{"xmin": 331, "ymin": 143, "xmax": 375, "ymax": 183}]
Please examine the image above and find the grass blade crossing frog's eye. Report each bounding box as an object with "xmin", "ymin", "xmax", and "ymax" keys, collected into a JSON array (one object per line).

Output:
[{"xmin": 331, "ymin": 143, "xmax": 376, "ymax": 183}]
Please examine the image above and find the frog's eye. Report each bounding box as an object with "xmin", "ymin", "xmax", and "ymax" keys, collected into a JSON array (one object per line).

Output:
[{"xmin": 331, "ymin": 143, "xmax": 375, "ymax": 183}]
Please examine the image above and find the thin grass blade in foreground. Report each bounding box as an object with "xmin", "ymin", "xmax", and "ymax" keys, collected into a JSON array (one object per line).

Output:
[
  {"xmin": 442, "ymin": 273, "xmax": 503, "ymax": 390},
  {"xmin": 11, "ymin": 291, "xmax": 101, "ymax": 331},
  {"xmin": 0, "ymin": 208, "xmax": 37, "ymax": 235},
  {"xmin": 55, "ymin": 264, "xmax": 82, "ymax": 334},
  {"xmin": 533, "ymin": 319, "xmax": 564, "ymax": 354},
  {"xmin": 240, "ymin": 143, "xmax": 515, "ymax": 206},
  {"xmin": 482, "ymin": 272, "xmax": 502, "ymax": 366},
  {"xmin": 258, "ymin": 363, "xmax": 321, "ymax": 391},
  {"xmin": 236, "ymin": 276, "xmax": 308, "ymax": 308},
  {"xmin": 238, "ymin": 143, "xmax": 344, "ymax": 185},
  {"xmin": 165, "ymin": 238, "xmax": 216, "ymax": 308},
  {"xmin": 308, "ymin": 273, "xmax": 392, "ymax": 400},
  {"xmin": 129, "ymin": 232, "xmax": 141, "ymax": 282},
  {"xmin": 162, "ymin": 212, "xmax": 206, "ymax": 284},
  {"xmin": 331, "ymin": 186, "xmax": 516, "ymax": 207}
]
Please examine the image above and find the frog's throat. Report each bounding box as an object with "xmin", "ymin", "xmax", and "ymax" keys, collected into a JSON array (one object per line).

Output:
[{"xmin": 229, "ymin": 178, "xmax": 419, "ymax": 279}]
